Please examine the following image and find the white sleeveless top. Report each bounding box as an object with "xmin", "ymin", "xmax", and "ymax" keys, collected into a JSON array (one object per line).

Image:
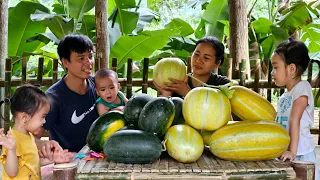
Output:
[{"xmin": 275, "ymin": 81, "xmax": 315, "ymax": 156}]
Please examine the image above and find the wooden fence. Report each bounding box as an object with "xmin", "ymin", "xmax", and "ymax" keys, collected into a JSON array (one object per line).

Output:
[{"xmin": 1, "ymin": 57, "xmax": 320, "ymax": 144}]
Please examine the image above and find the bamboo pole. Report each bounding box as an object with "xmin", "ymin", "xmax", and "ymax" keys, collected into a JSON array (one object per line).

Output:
[
  {"xmin": 4, "ymin": 58, "xmax": 11, "ymax": 132},
  {"xmin": 187, "ymin": 57, "xmax": 192, "ymax": 74},
  {"xmin": 126, "ymin": 58, "xmax": 132, "ymax": 98},
  {"xmin": 142, "ymin": 58, "xmax": 149, "ymax": 94},
  {"xmin": 227, "ymin": 58, "xmax": 232, "ymax": 79},
  {"xmin": 307, "ymin": 62, "xmax": 313, "ymax": 83},
  {"xmin": 0, "ymin": 0, "xmax": 8, "ymax": 128},
  {"xmin": 239, "ymin": 59, "xmax": 246, "ymax": 86},
  {"xmin": 53, "ymin": 59, "xmax": 58, "ymax": 84},
  {"xmin": 22, "ymin": 57, "xmax": 27, "ymax": 85},
  {"xmin": 37, "ymin": 57, "xmax": 44, "ymax": 86},
  {"xmin": 267, "ymin": 61, "xmax": 272, "ymax": 102},
  {"xmin": 112, "ymin": 58, "xmax": 117, "ymax": 73},
  {"xmin": 254, "ymin": 59, "xmax": 261, "ymax": 93}
]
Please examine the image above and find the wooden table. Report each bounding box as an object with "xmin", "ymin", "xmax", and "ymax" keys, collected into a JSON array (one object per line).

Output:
[{"xmin": 73, "ymin": 145, "xmax": 296, "ymax": 180}]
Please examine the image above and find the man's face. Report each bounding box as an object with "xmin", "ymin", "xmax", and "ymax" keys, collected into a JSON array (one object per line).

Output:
[{"xmin": 62, "ymin": 50, "xmax": 94, "ymax": 80}]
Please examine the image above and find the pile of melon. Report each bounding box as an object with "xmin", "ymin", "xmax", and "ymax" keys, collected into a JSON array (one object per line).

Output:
[{"xmin": 86, "ymin": 57, "xmax": 290, "ymax": 164}]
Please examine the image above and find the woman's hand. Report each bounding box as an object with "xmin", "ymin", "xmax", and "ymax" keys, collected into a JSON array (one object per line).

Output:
[
  {"xmin": 279, "ymin": 150, "xmax": 296, "ymax": 162},
  {"xmin": 0, "ymin": 129, "xmax": 16, "ymax": 151},
  {"xmin": 153, "ymin": 80, "xmax": 173, "ymax": 97},
  {"xmin": 163, "ymin": 77, "xmax": 191, "ymax": 97}
]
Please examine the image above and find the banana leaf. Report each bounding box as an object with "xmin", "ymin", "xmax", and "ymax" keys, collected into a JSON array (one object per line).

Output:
[
  {"xmin": 8, "ymin": 1, "xmax": 49, "ymax": 57},
  {"xmin": 110, "ymin": 29, "xmax": 179, "ymax": 68}
]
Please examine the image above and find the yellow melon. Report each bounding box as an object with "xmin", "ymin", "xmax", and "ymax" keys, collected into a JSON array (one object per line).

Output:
[
  {"xmin": 229, "ymin": 86, "xmax": 276, "ymax": 121},
  {"xmin": 200, "ymin": 130, "xmax": 215, "ymax": 146},
  {"xmin": 153, "ymin": 57, "xmax": 186, "ymax": 88},
  {"xmin": 209, "ymin": 120, "xmax": 290, "ymax": 161},
  {"xmin": 183, "ymin": 87, "xmax": 231, "ymax": 131},
  {"xmin": 164, "ymin": 125, "xmax": 204, "ymax": 163}
]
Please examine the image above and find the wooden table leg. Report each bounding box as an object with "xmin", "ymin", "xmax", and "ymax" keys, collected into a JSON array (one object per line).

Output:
[{"xmin": 292, "ymin": 161, "xmax": 315, "ymax": 180}]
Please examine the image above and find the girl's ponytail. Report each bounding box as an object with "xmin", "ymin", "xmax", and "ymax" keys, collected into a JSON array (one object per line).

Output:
[
  {"xmin": 0, "ymin": 98, "xmax": 10, "ymax": 121},
  {"xmin": 0, "ymin": 98, "xmax": 10, "ymax": 107}
]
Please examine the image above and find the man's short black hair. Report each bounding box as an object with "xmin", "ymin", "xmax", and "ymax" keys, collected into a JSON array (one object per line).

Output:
[{"xmin": 57, "ymin": 34, "xmax": 93, "ymax": 62}]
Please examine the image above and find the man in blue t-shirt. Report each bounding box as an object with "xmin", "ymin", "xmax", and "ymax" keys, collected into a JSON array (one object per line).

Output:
[{"xmin": 36, "ymin": 34, "xmax": 99, "ymax": 153}]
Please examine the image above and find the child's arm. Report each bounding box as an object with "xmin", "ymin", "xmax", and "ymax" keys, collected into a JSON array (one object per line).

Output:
[
  {"xmin": 0, "ymin": 129, "xmax": 19, "ymax": 177},
  {"xmin": 119, "ymin": 91, "xmax": 128, "ymax": 104},
  {"xmin": 280, "ymin": 96, "xmax": 308, "ymax": 161},
  {"xmin": 97, "ymin": 103, "xmax": 111, "ymax": 116}
]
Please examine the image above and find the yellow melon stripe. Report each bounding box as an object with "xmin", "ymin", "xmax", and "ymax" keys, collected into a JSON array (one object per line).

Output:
[
  {"xmin": 201, "ymin": 90, "xmax": 209, "ymax": 129},
  {"xmin": 211, "ymin": 133, "xmax": 289, "ymax": 146},
  {"xmin": 216, "ymin": 121, "xmax": 282, "ymax": 131},
  {"xmin": 213, "ymin": 146, "xmax": 288, "ymax": 152},
  {"xmin": 233, "ymin": 95, "xmax": 273, "ymax": 120},
  {"xmin": 211, "ymin": 122, "xmax": 283, "ymax": 138},
  {"xmin": 101, "ymin": 120, "xmax": 125, "ymax": 146}
]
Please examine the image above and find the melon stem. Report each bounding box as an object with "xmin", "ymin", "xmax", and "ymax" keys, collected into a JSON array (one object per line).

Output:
[
  {"xmin": 186, "ymin": 73, "xmax": 237, "ymax": 99},
  {"xmin": 161, "ymin": 139, "xmax": 167, "ymax": 151}
]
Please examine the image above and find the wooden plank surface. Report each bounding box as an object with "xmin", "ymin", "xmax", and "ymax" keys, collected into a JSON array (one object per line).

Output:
[{"xmin": 74, "ymin": 145, "xmax": 295, "ymax": 179}]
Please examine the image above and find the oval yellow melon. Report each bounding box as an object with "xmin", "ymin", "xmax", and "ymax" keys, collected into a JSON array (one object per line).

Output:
[
  {"xmin": 164, "ymin": 125, "xmax": 204, "ymax": 163},
  {"xmin": 153, "ymin": 57, "xmax": 186, "ymax": 88},
  {"xmin": 200, "ymin": 130, "xmax": 215, "ymax": 146},
  {"xmin": 229, "ymin": 86, "xmax": 276, "ymax": 121},
  {"xmin": 183, "ymin": 87, "xmax": 231, "ymax": 131},
  {"xmin": 209, "ymin": 120, "xmax": 290, "ymax": 161}
]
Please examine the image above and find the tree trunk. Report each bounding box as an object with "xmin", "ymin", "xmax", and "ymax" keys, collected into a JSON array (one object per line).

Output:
[
  {"xmin": 95, "ymin": 0, "xmax": 109, "ymax": 70},
  {"xmin": 228, "ymin": 0, "xmax": 250, "ymax": 79},
  {"xmin": 0, "ymin": 0, "xmax": 8, "ymax": 128}
]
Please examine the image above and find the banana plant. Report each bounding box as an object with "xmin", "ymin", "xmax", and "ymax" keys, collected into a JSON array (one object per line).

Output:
[{"xmin": 249, "ymin": 0, "xmax": 320, "ymax": 79}]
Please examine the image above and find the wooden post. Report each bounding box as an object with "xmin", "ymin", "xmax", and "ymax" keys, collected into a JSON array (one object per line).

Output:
[
  {"xmin": 112, "ymin": 58, "xmax": 117, "ymax": 73},
  {"xmin": 292, "ymin": 161, "xmax": 315, "ymax": 180},
  {"xmin": 4, "ymin": 58, "xmax": 11, "ymax": 132},
  {"xmin": 37, "ymin": 57, "xmax": 44, "ymax": 86},
  {"xmin": 228, "ymin": 0, "xmax": 250, "ymax": 79},
  {"xmin": 95, "ymin": 0, "xmax": 109, "ymax": 69},
  {"xmin": 0, "ymin": 0, "xmax": 8, "ymax": 128},
  {"xmin": 254, "ymin": 59, "xmax": 261, "ymax": 93},
  {"xmin": 53, "ymin": 163, "xmax": 77, "ymax": 180},
  {"xmin": 267, "ymin": 61, "xmax": 272, "ymax": 102},
  {"xmin": 142, "ymin": 58, "xmax": 149, "ymax": 94},
  {"xmin": 227, "ymin": 57, "xmax": 232, "ymax": 79},
  {"xmin": 52, "ymin": 59, "xmax": 58, "ymax": 84},
  {"xmin": 126, "ymin": 58, "xmax": 132, "ymax": 98},
  {"xmin": 22, "ymin": 57, "xmax": 27, "ymax": 85},
  {"xmin": 239, "ymin": 59, "xmax": 246, "ymax": 86}
]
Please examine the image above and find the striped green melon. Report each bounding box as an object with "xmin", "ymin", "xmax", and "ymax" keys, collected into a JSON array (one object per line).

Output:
[
  {"xmin": 229, "ymin": 86, "xmax": 276, "ymax": 121},
  {"xmin": 209, "ymin": 120, "xmax": 290, "ymax": 161},
  {"xmin": 153, "ymin": 57, "xmax": 186, "ymax": 88},
  {"xmin": 183, "ymin": 87, "xmax": 231, "ymax": 131},
  {"xmin": 200, "ymin": 130, "xmax": 215, "ymax": 146},
  {"xmin": 164, "ymin": 125, "xmax": 204, "ymax": 163}
]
